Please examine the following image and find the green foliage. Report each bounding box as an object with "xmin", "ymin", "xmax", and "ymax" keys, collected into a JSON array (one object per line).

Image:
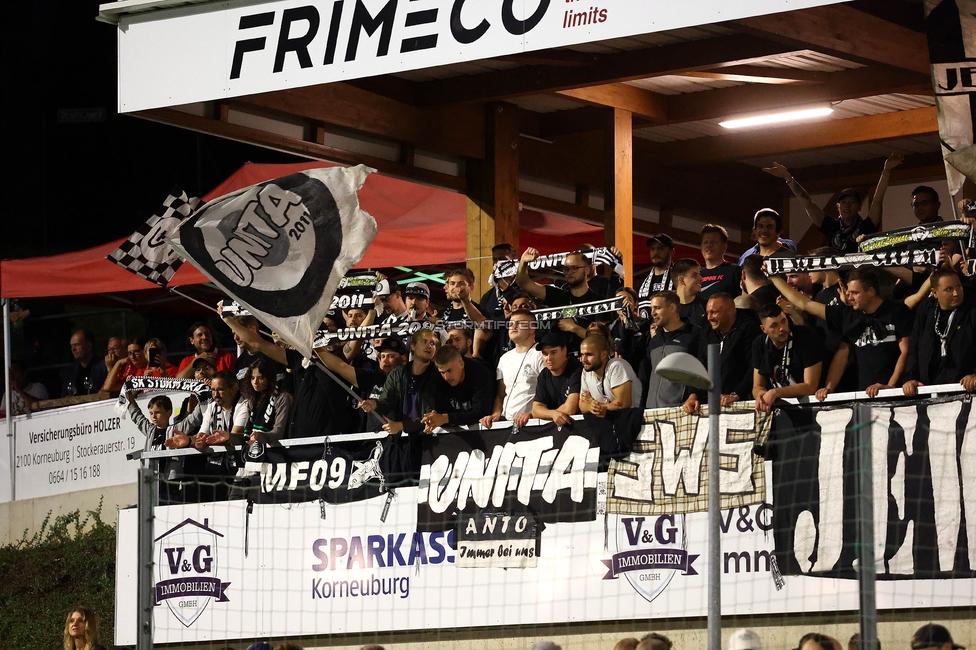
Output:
[{"xmin": 0, "ymin": 499, "xmax": 116, "ymax": 649}]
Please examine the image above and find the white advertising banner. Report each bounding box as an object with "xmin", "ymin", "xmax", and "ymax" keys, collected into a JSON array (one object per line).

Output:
[
  {"xmin": 115, "ymin": 0, "xmax": 846, "ymax": 113},
  {"xmin": 5, "ymin": 393, "xmax": 192, "ymax": 502},
  {"xmin": 114, "ymin": 489, "xmax": 976, "ymax": 647}
]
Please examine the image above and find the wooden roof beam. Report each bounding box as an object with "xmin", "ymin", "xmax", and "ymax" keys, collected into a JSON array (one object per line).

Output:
[
  {"xmin": 733, "ymin": 4, "xmax": 930, "ymax": 75},
  {"xmin": 555, "ymin": 84, "xmax": 669, "ymax": 121},
  {"xmin": 650, "ymin": 106, "xmax": 939, "ymax": 166},
  {"xmin": 415, "ymin": 34, "xmax": 798, "ymax": 106},
  {"xmin": 784, "ymin": 151, "xmax": 946, "ymax": 193}
]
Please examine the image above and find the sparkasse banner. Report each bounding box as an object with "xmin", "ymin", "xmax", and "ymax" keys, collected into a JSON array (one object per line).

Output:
[{"xmin": 113, "ymin": 0, "xmax": 846, "ymax": 113}]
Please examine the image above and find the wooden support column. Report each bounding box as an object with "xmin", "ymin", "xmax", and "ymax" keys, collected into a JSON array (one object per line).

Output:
[
  {"xmin": 604, "ymin": 108, "xmax": 634, "ymax": 286},
  {"xmin": 466, "ymin": 103, "xmax": 521, "ymax": 295}
]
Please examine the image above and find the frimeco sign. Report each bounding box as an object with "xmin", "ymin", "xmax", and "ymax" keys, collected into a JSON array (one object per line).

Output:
[{"xmin": 109, "ymin": 0, "xmax": 845, "ymax": 112}]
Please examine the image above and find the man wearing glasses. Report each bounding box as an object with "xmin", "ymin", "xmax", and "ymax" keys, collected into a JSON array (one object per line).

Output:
[
  {"xmin": 515, "ymin": 248, "xmax": 609, "ymax": 349},
  {"xmin": 911, "ymin": 185, "xmax": 943, "ymax": 224}
]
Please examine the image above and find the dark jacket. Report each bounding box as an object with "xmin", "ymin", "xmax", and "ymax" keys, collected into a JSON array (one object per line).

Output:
[
  {"xmin": 374, "ymin": 362, "xmax": 441, "ymax": 434},
  {"xmin": 640, "ymin": 320, "xmax": 701, "ymax": 409},
  {"xmin": 694, "ymin": 309, "xmax": 762, "ymax": 402},
  {"xmin": 903, "ymin": 296, "xmax": 976, "ymax": 384}
]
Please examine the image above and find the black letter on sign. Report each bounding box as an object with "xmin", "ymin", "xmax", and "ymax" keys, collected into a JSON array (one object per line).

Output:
[
  {"xmin": 323, "ymin": 0, "xmax": 345, "ymax": 65},
  {"xmin": 273, "ymin": 6, "xmax": 321, "ymax": 73},
  {"xmin": 450, "ymin": 0, "xmax": 489, "ymax": 44},
  {"xmin": 230, "ymin": 12, "xmax": 275, "ymax": 79},
  {"xmin": 345, "ymin": 0, "xmax": 398, "ymax": 62},
  {"xmin": 501, "ymin": 0, "xmax": 549, "ymax": 35}
]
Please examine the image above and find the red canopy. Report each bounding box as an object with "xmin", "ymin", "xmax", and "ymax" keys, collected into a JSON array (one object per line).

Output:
[{"xmin": 0, "ymin": 162, "xmax": 696, "ymax": 299}]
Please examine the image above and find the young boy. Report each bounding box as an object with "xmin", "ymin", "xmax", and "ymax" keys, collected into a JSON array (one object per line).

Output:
[{"xmin": 127, "ymin": 391, "xmax": 182, "ymax": 503}]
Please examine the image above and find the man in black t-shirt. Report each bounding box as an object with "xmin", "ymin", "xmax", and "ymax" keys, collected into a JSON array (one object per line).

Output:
[
  {"xmin": 751, "ymin": 304, "xmax": 824, "ymax": 412},
  {"xmin": 742, "ymin": 255, "xmax": 780, "ymax": 309},
  {"xmin": 516, "ymin": 248, "xmax": 609, "ymax": 348},
  {"xmin": 771, "ymin": 269, "xmax": 912, "ymax": 396},
  {"xmin": 531, "ymin": 332, "xmax": 582, "ymax": 426},
  {"xmin": 422, "ymin": 346, "xmax": 495, "ymax": 433},
  {"xmin": 316, "ymin": 337, "xmax": 408, "ymax": 432},
  {"xmin": 673, "ymin": 258, "xmax": 707, "ymax": 328},
  {"xmin": 699, "ymin": 224, "xmax": 742, "ymax": 301}
]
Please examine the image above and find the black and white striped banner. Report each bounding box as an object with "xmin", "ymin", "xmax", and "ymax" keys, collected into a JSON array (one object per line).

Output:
[
  {"xmin": 858, "ymin": 221, "xmax": 970, "ymax": 253},
  {"xmin": 767, "ymin": 249, "xmax": 941, "ymax": 275},
  {"xmin": 116, "ymin": 376, "xmax": 212, "ymax": 409},
  {"xmin": 494, "ymin": 248, "xmax": 624, "ymax": 281}
]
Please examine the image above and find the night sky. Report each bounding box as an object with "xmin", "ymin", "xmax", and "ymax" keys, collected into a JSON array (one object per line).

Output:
[{"xmin": 1, "ymin": 0, "xmax": 301, "ymax": 262}]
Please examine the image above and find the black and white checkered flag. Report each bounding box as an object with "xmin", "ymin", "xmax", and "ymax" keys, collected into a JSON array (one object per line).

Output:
[{"xmin": 106, "ymin": 186, "xmax": 199, "ymax": 286}]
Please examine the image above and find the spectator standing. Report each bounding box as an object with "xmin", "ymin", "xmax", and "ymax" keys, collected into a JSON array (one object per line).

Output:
[
  {"xmin": 319, "ymin": 336, "xmax": 407, "ymax": 432},
  {"xmin": 445, "ymin": 328, "xmax": 474, "ymax": 357},
  {"xmin": 699, "ymin": 224, "xmax": 742, "ymax": 301},
  {"xmin": 737, "ymin": 209, "xmax": 796, "ymax": 266},
  {"xmin": 751, "ymin": 304, "xmax": 824, "ymax": 412},
  {"xmin": 742, "ymin": 255, "xmax": 780, "ymax": 309},
  {"xmin": 176, "ymin": 322, "xmax": 235, "ymax": 378},
  {"xmin": 424, "ymin": 345, "xmax": 495, "ymax": 432},
  {"xmin": 637, "ymin": 234, "xmax": 676, "ymax": 319},
  {"xmin": 480, "ymin": 310, "xmax": 545, "ymax": 428},
  {"xmin": 360, "ymin": 329, "xmax": 440, "ymax": 435},
  {"xmin": 911, "ymin": 186, "xmax": 944, "ymax": 224},
  {"xmin": 242, "ymin": 359, "xmax": 293, "ymax": 444},
  {"xmin": 442, "ymin": 268, "xmax": 486, "ymax": 326},
  {"xmin": 673, "ymin": 258, "xmax": 707, "ymax": 328},
  {"xmin": 579, "ymin": 334, "xmax": 640, "ymax": 415},
  {"xmin": 531, "ymin": 332, "xmax": 582, "ymax": 425},
  {"xmin": 641, "ymin": 291, "xmax": 700, "ymax": 409},
  {"xmin": 61, "ymin": 329, "xmax": 108, "ymax": 397}
]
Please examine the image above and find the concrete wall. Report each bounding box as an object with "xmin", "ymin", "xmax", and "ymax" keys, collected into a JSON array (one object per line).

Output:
[{"xmin": 0, "ymin": 482, "xmax": 135, "ymax": 545}]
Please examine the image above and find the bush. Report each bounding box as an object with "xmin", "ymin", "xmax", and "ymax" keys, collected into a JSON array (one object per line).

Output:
[{"xmin": 0, "ymin": 500, "xmax": 116, "ymax": 649}]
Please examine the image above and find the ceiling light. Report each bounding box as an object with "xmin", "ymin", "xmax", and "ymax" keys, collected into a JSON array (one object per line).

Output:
[{"xmin": 719, "ymin": 105, "xmax": 834, "ymax": 129}]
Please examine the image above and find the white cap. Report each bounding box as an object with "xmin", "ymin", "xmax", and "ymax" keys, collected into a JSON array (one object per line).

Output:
[{"xmin": 728, "ymin": 629, "xmax": 762, "ymax": 650}]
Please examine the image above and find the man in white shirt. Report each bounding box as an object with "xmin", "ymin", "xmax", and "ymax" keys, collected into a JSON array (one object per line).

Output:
[
  {"xmin": 480, "ymin": 310, "xmax": 545, "ymax": 428},
  {"xmin": 579, "ymin": 335, "xmax": 641, "ymax": 415}
]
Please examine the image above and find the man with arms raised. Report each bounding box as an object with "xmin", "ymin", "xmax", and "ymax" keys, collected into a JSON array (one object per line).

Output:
[
  {"xmin": 175, "ymin": 322, "xmax": 235, "ymax": 379},
  {"xmin": 422, "ymin": 345, "xmax": 495, "ymax": 433},
  {"xmin": 751, "ymin": 304, "xmax": 824, "ymax": 412},
  {"xmin": 682, "ymin": 292, "xmax": 761, "ymax": 413},
  {"xmin": 699, "ymin": 224, "xmax": 742, "ymax": 301},
  {"xmin": 642, "ymin": 290, "xmax": 700, "ymax": 409},
  {"xmin": 579, "ymin": 334, "xmax": 640, "ymax": 416},
  {"xmin": 480, "ymin": 310, "xmax": 545, "ymax": 429},
  {"xmin": 516, "ymin": 247, "xmax": 607, "ymax": 348},
  {"xmin": 771, "ymin": 269, "xmax": 912, "ymax": 396},
  {"xmin": 532, "ymin": 332, "xmax": 582, "ymax": 426},
  {"xmin": 903, "ymin": 267, "xmax": 976, "ymax": 395}
]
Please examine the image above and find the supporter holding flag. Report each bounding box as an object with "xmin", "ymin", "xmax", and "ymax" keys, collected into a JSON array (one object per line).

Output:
[
  {"xmin": 672, "ymin": 258, "xmax": 707, "ymax": 328},
  {"xmin": 699, "ymin": 224, "xmax": 742, "ymax": 301},
  {"xmin": 637, "ymin": 234, "xmax": 675, "ymax": 319},
  {"xmin": 423, "ymin": 345, "xmax": 495, "ymax": 433},
  {"xmin": 682, "ymin": 292, "xmax": 761, "ymax": 413},
  {"xmin": 175, "ymin": 322, "xmax": 235, "ymax": 378},
  {"xmin": 579, "ymin": 334, "xmax": 640, "ymax": 416},
  {"xmin": 360, "ymin": 330, "xmax": 440, "ymax": 435},
  {"xmin": 576, "ymin": 243, "xmax": 624, "ymax": 298},
  {"xmin": 751, "ymin": 303, "xmax": 824, "ymax": 412},
  {"xmin": 478, "ymin": 243, "xmax": 519, "ymax": 360},
  {"xmin": 531, "ymin": 332, "xmax": 582, "ymax": 426},
  {"xmin": 480, "ymin": 309, "xmax": 545, "ymax": 429},
  {"xmin": 902, "ymin": 267, "xmax": 976, "ymax": 395},
  {"xmin": 737, "ymin": 209, "xmax": 796, "ymax": 266},
  {"xmin": 641, "ymin": 290, "xmax": 701, "ymax": 409},
  {"xmin": 770, "ymin": 268, "xmax": 912, "ymax": 396},
  {"xmin": 320, "ymin": 337, "xmax": 408, "ymax": 432},
  {"xmin": 762, "ymin": 154, "xmax": 902, "ymax": 254}
]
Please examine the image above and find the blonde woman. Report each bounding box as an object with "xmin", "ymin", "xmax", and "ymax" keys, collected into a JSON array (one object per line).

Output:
[
  {"xmin": 142, "ymin": 337, "xmax": 178, "ymax": 378},
  {"xmin": 64, "ymin": 606, "xmax": 104, "ymax": 650}
]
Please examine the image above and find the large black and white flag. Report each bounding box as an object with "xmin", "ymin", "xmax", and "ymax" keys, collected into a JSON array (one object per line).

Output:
[
  {"xmin": 106, "ymin": 186, "xmax": 199, "ymax": 285},
  {"xmin": 769, "ymin": 395, "xmax": 976, "ymax": 580},
  {"xmin": 167, "ymin": 166, "xmax": 378, "ymax": 358}
]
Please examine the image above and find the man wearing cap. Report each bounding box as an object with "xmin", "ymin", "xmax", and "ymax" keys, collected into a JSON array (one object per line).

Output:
[
  {"xmin": 531, "ymin": 332, "xmax": 582, "ymax": 426},
  {"xmin": 911, "ymin": 623, "xmax": 964, "ymax": 650},
  {"xmin": 404, "ymin": 282, "xmax": 435, "ymax": 323},
  {"xmin": 728, "ymin": 628, "xmax": 762, "ymax": 650},
  {"xmin": 480, "ymin": 309, "xmax": 545, "ymax": 429},
  {"xmin": 763, "ymin": 155, "xmax": 902, "ymax": 254},
  {"xmin": 737, "ymin": 209, "xmax": 797, "ymax": 266},
  {"xmin": 637, "ymin": 234, "xmax": 675, "ymax": 320},
  {"xmin": 373, "ymin": 278, "xmax": 409, "ymax": 324}
]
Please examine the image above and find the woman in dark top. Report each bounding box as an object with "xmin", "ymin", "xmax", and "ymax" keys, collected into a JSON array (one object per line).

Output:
[
  {"xmin": 64, "ymin": 605, "xmax": 105, "ymax": 650},
  {"xmin": 242, "ymin": 358, "xmax": 293, "ymax": 444}
]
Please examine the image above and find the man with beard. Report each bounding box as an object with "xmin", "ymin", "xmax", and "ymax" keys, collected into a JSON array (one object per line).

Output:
[
  {"xmin": 637, "ymin": 234, "xmax": 675, "ymax": 320},
  {"xmin": 445, "ymin": 328, "xmax": 474, "ymax": 357},
  {"xmin": 699, "ymin": 224, "xmax": 742, "ymax": 301},
  {"xmin": 480, "ymin": 310, "xmax": 545, "ymax": 429},
  {"xmin": 579, "ymin": 335, "xmax": 640, "ymax": 416},
  {"xmin": 771, "ymin": 269, "xmax": 912, "ymax": 396},
  {"xmin": 373, "ymin": 278, "xmax": 409, "ymax": 324},
  {"xmin": 516, "ymin": 248, "xmax": 607, "ymax": 349},
  {"xmin": 531, "ymin": 332, "xmax": 582, "ymax": 425},
  {"xmin": 423, "ymin": 345, "xmax": 495, "ymax": 432},
  {"xmin": 737, "ymin": 209, "xmax": 796, "ymax": 266},
  {"xmin": 903, "ymin": 267, "xmax": 976, "ymax": 394},
  {"xmin": 682, "ymin": 292, "xmax": 761, "ymax": 413},
  {"xmin": 403, "ymin": 282, "xmax": 435, "ymax": 323},
  {"xmin": 175, "ymin": 322, "xmax": 236, "ymax": 379},
  {"xmin": 751, "ymin": 304, "xmax": 824, "ymax": 413},
  {"xmin": 763, "ymin": 154, "xmax": 902, "ymax": 254},
  {"xmin": 641, "ymin": 290, "xmax": 701, "ymax": 409},
  {"xmin": 441, "ymin": 268, "xmax": 487, "ymax": 326},
  {"xmin": 360, "ymin": 329, "xmax": 440, "ymax": 435}
]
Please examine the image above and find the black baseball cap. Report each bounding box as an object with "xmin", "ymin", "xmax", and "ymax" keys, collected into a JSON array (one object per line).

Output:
[
  {"xmin": 535, "ymin": 331, "xmax": 569, "ymax": 351},
  {"xmin": 912, "ymin": 624, "xmax": 964, "ymax": 649},
  {"xmin": 191, "ymin": 357, "xmax": 215, "ymax": 370},
  {"xmin": 645, "ymin": 234, "xmax": 674, "ymax": 248},
  {"xmin": 837, "ymin": 188, "xmax": 862, "ymax": 203},
  {"xmin": 376, "ymin": 337, "xmax": 407, "ymax": 356}
]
